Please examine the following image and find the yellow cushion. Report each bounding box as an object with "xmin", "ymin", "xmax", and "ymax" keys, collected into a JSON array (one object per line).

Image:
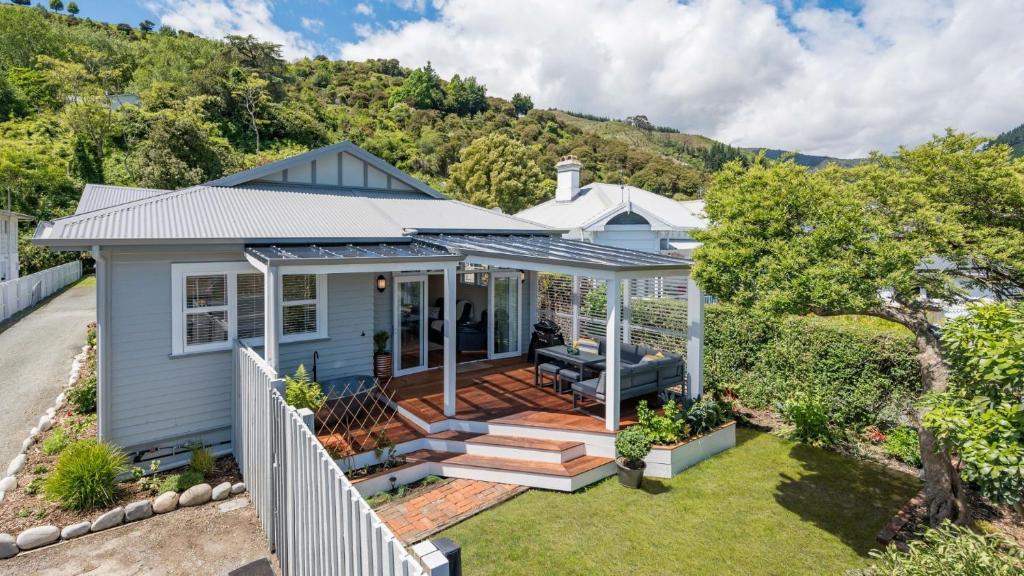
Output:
[
  {"xmin": 641, "ymin": 353, "xmax": 661, "ymax": 363},
  {"xmin": 578, "ymin": 338, "xmax": 599, "ymax": 354}
]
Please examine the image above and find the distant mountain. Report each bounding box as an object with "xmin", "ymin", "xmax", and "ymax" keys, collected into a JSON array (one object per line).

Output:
[
  {"xmin": 992, "ymin": 123, "xmax": 1024, "ymax": 157},
  {"xmin": 743, "ymin": 148, "xmax": 864, "ymax": 169}
]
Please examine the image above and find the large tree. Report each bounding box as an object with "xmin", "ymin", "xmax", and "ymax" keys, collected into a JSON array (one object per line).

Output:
[
  {"xmin": 447, "ymin": 133, "xmax": 553, "ymax": 214},
  {"xmin": 694, "ymin": 132, "xmax": 1024, "ymax": 525}
]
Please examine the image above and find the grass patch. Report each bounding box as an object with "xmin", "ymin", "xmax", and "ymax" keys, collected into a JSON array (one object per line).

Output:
[
  {"xmin": 437, "ymin": 429, "xmax": 920, "ymax": 576},
  {"xmin": 73, "ymin": 275, "xmax": 96, "ymax": 288}
]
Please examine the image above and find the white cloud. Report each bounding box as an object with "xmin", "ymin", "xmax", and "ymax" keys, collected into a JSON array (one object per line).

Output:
[
  {"xmin": 340, "ymin": 0, "xmax": 1024, "ymax": 157},
  {"xmin": 301, "ymin": 17, "xmax": 324, "ymax": 33},
  {"xmin": 355, "ymin": 3, "xmax": 374, "ymax": 17},
  {"xmin": 146, "ymin": 0, "xmax": 320, "ymax": 60}
]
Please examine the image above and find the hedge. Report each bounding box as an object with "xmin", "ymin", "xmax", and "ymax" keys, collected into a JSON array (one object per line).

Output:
[{"xmin": 705, "ymin": 304, "xmax": 920, "ymax": 431}]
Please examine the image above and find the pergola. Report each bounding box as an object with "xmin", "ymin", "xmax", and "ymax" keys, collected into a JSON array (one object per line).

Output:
[{"xmin": 244, "ymin": 234, "xmax": 704, "ymax": 431}]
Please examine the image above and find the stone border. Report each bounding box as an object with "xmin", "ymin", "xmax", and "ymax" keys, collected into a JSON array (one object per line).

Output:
[{"xmin": 0, "ymin": 344, "xmax": 249, "ymax": 561}]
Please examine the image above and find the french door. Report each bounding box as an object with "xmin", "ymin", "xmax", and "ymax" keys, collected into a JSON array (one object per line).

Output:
[
  {"xmin": 488, "ymin": 271, "xmax": 522, "ymax": 359},
  {"xmin": 394, "ymin": 275, "xmax": 428, "ymax": 375}
]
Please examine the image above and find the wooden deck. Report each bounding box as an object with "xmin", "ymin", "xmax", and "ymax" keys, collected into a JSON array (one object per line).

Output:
[
  {"xmin": 387, "ymin": 357, "xmax": 644, "ymax": 433},
  {"xmin": 317, "ymin": 356, "xmax": 651, "ymax": 456}
]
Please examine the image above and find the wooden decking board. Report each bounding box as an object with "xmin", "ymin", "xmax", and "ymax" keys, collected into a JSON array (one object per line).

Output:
[
  {"xmin": 466, "ymin": 434, "xmax": 583, "ymax": 452},
  {"xmin": 403, "ymin": 449, "xmax": 612, "ymax": 478},
  {"xmin": 387, "ymin": 357, "xmax": 646, "ymax": 432}
]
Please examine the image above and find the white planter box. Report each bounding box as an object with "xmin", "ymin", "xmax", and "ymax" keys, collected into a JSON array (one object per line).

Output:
[{"xmin": 644, "ymin": 421, "xmax": 737, "ymax": 478}]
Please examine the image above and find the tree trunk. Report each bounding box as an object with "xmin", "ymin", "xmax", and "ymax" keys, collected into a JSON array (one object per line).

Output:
[{"xmin": 910, "ymin": 320, "xmax": 970, "ymax": 526}]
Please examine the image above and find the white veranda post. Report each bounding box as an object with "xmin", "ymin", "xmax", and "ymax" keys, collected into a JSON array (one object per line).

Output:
[
  {"xmin": 264, "ymin": 265, "xmax": 280, "ymax": 373},
  {"xmin": 686, "ymin": 274, "xmax": 705, "ymax": 399},
  {"xmin": 443, "ymin": 264, "xmax": 457, "ymax": 417},
  {"xmin": 604, "ymin": 278, "xmax": 621, "ymax": 431}
]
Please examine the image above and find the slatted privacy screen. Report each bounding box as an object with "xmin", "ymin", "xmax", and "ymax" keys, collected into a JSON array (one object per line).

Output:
[
  {"xmin": 536, "ymin": 272, "xmax": 690, "ymax": 357},
  {"xmin": 0, "ymin": 261, "xmax": 82, "ymax": 323},
  {"xmin": 235, "ymin": 343, "xmax": 424, "ymax": 576}
]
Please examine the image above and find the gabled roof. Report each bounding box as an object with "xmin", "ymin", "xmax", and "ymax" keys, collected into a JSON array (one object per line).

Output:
[
  {"xmin": 76, "ymin": 184, "xmax": 170, "ymax": 214},
  {"xmin": 34, "ymin": 183, "xmax": 552, "ymax": 247},
  {"xmin": 515, "ymin": 183, "xmax": 706, "ymax": 232},
  {"xmin": 203, "ymin": 141, "xmax": 444, "ymax": 199}
]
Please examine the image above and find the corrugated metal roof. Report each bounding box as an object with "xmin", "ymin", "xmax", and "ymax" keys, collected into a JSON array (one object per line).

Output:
[
  {"xmin": 415, "ymin": 234, "xmax": 691, "ymax": 272},
  {"xmin": 515, "ymin": 183, "xmax": 707, "ymax": 231},
  {"xmin": 245, "ymin": 234, "xmax": 690, "ymax": 273},
  {"xmin": 76, "ymin": 184, "xmax": 171, "ymax": 214},
  {"xmin": 37, "ymin": 183, "xmax": 552, "ymax": 245}
]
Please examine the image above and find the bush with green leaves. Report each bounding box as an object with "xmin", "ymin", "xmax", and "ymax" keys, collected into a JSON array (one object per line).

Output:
[
  {"xmin": 635, "ymin": 399, "xmax": 686, "ymax": 444},
  {"xmin": 686, "ymin": 397, "xmax": 726, "ymax": 434},
  {"xmin": 44, "ymin": 439, "xmax": 126, "ymax": 510},
  {"xmin": 854, "ymin": 521, "xmax": 1024, "ymax": 575},
  {"xmin": 158, "ymin": 469, "xmax": 204, "ymax": 493},
  {"xmin": 615, "ymin": 426, "xmax": 652, "ymax": 467},
  {"xmin": 882, "ymin": 425, "xmax": 922, "ymax": 467},
  {"xmin": 922, "ymin": 303, "xmax": 1024, "ymax": 512},
  {"xmin": 67, "ymin": 371, "xmax": 97, "ymax": 414},
  {"xmin": 705, "ymin": 305, "xmax": 919, "ymax": 432},
  {"xmin": 782, "ymin": 393, "xmax": 836, "ymax": 446},
  {"xmin": 42, "ymin": 425, "xmax": 69, "ymax": 455},
  {"xmin": 284, "ymin": 364, "xmax": 325, "ymax": 412},
  {"xmin": 189, "ymin": 444, "xmax": 215, "ymax": 477}
]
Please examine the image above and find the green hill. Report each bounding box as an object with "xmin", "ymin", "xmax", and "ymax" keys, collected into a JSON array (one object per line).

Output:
[{"xmin": 992, "ymin": 122, "xmax": 1024, "ymax": 157}]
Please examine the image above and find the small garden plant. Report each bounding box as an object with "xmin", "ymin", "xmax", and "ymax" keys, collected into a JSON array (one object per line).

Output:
[
  {"xmin": 285, "ymin": 364, "xmax": 326, "ymax": 411},
  {"xmin": 44, "ymin": 439, "xmax": 127, "ymax": 510},
  {"xmin": 781, "ymin": 392, "xmax": 836, "ymax": 446},
  {"xmin": 373, "ymin": 330, "xmax": 390, "ymax": 354},
  {"xmin": 855, "ymin": 521, "xmax": 1024, "ymax": 575},
  {"xmin": 189, "ymin": 444, "xmax": 216, "ymax": 477},
  {"xmin": 882, "ymin": 425, "xmax": 921, "ymax": 467},
  {"xmin": 635, "ymin": 399, "xmax": 686, "ymax": 444},
  {"xmin": 615, "ymin": 426, "xmax": 652, "ymax": 469},
  {"xmin": 686, "ymin": 396, "xmax": 726, "ymax": 434}
]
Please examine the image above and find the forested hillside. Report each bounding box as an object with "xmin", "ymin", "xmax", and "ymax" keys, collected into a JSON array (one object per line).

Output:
[
  {"xmin": 0, "ymin": 5, "xmax": 744, "ymax": 274},
  {"xmin": 992, "ymin": 122, "xmax": 1024, "ymax": 157}
]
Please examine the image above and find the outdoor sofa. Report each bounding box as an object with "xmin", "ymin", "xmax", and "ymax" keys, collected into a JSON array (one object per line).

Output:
[{"xmin": 571, "ymin": 340, "xmax": 684, "ymax": 410}]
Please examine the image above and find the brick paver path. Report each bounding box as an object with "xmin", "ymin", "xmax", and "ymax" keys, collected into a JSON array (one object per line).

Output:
[{"xmin": 377, "ymin": 478, "xmax": 527, "ymax": 543}]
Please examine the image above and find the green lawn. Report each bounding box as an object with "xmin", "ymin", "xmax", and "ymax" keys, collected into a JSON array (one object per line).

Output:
[
  {"xmin": 438, "ymin": 428, "xmax": 919, "ymax": 576},
  {"xmin": 72, "ymin": 274, "xmax": 96, "ymax": 287}
]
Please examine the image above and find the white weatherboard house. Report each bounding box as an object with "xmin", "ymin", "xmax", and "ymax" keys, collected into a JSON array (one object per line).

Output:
[
  {"xmin": 1, "ymin": 209, "xmax": 30, "ymax": 282},
  {"xmin": 515, "ymin": 156, "xmax": 707, "ymax": 257},
  {"xmin": 34, "ymin": 142, "xmax": 727, "ymax": 497}
]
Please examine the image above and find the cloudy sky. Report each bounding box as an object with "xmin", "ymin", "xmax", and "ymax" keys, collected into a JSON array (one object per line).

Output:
[{"xmin": 85, "ymin": 0, "xmax": 1024, "ymax": 157}]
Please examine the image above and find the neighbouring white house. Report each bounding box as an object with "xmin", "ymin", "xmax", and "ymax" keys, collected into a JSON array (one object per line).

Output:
[
  {"xmin": 0, "ymin": 208, "xmax": 31, "ymax": 282},
  {"xmin": 33, "ymin": 142, "xmax": 727, "ymax": 499},
  {"xmin": 515, "ymin": 156, "xmax": 707, "ymax": 258}
]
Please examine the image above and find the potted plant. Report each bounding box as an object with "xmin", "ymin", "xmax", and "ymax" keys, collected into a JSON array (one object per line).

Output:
[
  {"xmin": 373, "ymin": 330, "xmax": 392, "ymax": 381},
  {"xmin": 614, "ymin": 426, "xmax": 651, "ymax": 488}
]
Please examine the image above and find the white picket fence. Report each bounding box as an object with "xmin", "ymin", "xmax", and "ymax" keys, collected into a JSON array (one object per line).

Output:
[
  {"xmin": 0, "ymin": 261, "xmax": 82, "ymax": 323},
  {"xmin": 234, "ymin": 342, "xmax": 425, "ymax": 576}
]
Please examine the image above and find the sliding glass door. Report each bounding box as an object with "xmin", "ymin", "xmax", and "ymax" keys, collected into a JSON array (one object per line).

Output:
[
  {"xmin": 394, "ymin": 275, "xmax": 427, "ymax": 375},
  {"xmin": 489, "ymin": 271, "xmax": 521, "ymax": 359}
]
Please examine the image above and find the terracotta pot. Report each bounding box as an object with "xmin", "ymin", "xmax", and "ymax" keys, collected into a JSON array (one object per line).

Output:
[
  {"xmin": 616, "ymin": 457, "xmax": 645, "ymax": 489},
  {"xmin": 373, "ymin": 352, "xmax": 393, "ymax": 381}
]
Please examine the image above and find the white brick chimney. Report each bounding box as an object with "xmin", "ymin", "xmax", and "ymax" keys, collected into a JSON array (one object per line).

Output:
[{"xmin": 555, "ymin": 155, "xmax": 582, "ymax": 202}]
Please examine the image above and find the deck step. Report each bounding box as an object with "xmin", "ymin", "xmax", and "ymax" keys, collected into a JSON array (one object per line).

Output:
[
  {"xmin": 424, "ymin": 431, "xmax": 587, "ymax": 463},
  {"xmin": 404, "ymin": 449, "xmax": 615, "ymax": 492}
]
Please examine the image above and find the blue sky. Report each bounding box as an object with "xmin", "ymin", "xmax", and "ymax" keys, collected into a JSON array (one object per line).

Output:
[{"xmin": 65, "ymin": 1, "xmax": 1024, "ymax": 157}]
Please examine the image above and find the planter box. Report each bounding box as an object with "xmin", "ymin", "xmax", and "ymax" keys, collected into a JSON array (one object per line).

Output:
[
  {"xmin": 644, "ymin": 421, "xmax": 737, "ymax": 478},
  {"xmin": 350, "ymin": 459, "xmax": 433, "ymax": 497}
]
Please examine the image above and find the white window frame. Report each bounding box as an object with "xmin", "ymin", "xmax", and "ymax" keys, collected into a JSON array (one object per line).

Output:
[
  {"xmin": 171, "ymin": 262, "xmax": 328, "ymax": 356},
  {"xmin": 279, "ymin": 273, "xmax": 329, "ymax": 343}
]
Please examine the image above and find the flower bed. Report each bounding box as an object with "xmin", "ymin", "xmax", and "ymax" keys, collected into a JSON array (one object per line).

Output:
[{"xmin": 644, "ymin": 421, "xmax": 737, "ymax": 478}]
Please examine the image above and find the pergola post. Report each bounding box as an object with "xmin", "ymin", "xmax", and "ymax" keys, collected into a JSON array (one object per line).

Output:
[
  {"xmin": 604, "ymin": 277, "xmax": 621, "ymax": 431},
  {"xmin": 264, "ymin": 264, "xmax": 280, "ymax": 373},
  {"xmin": 570, "ymin": 275, "xmax": 581, "ymax": 343},
  {"xmin": 621, "ymin": 279, "xmax": 631, "ymax": 344},
  {"xmin": 686, "ymin": 274, "xmax": 704, "ymax": 399},
  {"xmin": 443, "ymin": 264, "xmax": 457, "ymax": 417}
]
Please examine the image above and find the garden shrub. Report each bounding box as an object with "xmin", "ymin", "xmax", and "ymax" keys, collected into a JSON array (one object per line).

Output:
[
  {"xmin": 44, "ymin": 439, "xmax": 126, "ymax": 510},
  {"xmin": 855, "ymin": 521, "xmax": 1024, "ymax": 575},
  {"xmin": 705, "ymin": 304, "xmax": 918, "ymax": 432},
  {"xmin": 67, "ymin": 371, "xmax": 97, "ymax": 414},
  {"xmin": 615, "ymin": 426, "xmax": 652, "ymax": 467},
  {"xmin": 882, "ymin": 425, "xmax": 922, "ymax": 467},
  {"xmin": 158, "ymin": 469, "xmax": 204, "ymax": 493},
  {"xmin": 285, "ymin": 364, "xmax": 326, "ymax": 412},
  {"xmin": 189, "ymin": 444, "xmax": 215, "ymax": 477},
  {"xmin": 42, "ymin": 425, "xmax": 69, "ymax": 455},
  {"xmin": 686, "ymin": 397, "xmax": 726, "ymax": 434},
  {"xmin": 635, "ymin": 399, "xmax": 685, "ymax": 444},
  {"xmin": 782, "ymin": 393, "xmax": 836, "ymax": 446}
]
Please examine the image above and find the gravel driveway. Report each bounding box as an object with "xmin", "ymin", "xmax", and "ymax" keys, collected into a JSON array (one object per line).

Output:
[{"xmin": 0, "ymin": 279, "xmax": 95, "ymax": 467}]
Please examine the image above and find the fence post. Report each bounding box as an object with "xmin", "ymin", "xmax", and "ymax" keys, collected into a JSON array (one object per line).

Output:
[{"xmin": 297, "ymin": 408, "xmax": 314, "ymax": 433}]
